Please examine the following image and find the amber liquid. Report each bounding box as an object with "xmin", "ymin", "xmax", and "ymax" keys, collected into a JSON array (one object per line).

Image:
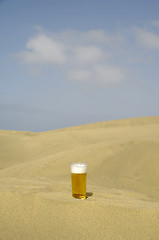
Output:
[{"xmin": 71, "ymin": 173, "xmax": 87, "ymax": 199}]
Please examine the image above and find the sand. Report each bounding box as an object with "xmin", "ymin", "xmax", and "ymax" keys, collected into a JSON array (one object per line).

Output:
[{"xmin": 0, "ymin": 116, "xmax": 159, "ymax": 240}]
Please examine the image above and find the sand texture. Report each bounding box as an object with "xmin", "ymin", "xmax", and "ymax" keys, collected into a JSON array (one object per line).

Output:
[{"xmin": 0, "ymin": 116, "xmax": 159, "ymax": 240}]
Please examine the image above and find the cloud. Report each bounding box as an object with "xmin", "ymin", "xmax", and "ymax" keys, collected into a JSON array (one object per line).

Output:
[
  {"xmin": 94, "ymin": 64, "xmax": 125, "ymax": 84},
  {"xmin": 18, "ymin": 26, "xmax": 159, "ymax": 87},
  {"xmin": 68, "ymin": 64, "xmax": 125, "ymax": 86},
  {"xmin": 134, "ymin": 28, "xmax": 159, "ymax": 49},
  {"xmin": 68, "ymin": 69, "xmax": 92, "ymax": 82},
  {"xmin": 17, "ymin": 29, "xmax": 117, "ymax": 66},
  {"xmin": 18, "ymin": 34, "xmax": 66, "ymax": 64},
  {"xmin": 74, "ymin": 45, "xmax": 104, "ymax": 64},
  {"xmin": 16, "ymin": 29, "xmax": 128, "ymax": 86}
]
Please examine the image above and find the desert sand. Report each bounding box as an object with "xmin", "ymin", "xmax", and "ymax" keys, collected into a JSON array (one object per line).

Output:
[{"xmin": 0, "ymin": 116, "xmax": 159, "ymax": 240}]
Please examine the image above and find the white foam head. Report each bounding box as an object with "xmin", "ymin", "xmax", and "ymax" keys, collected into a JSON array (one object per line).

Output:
[{"xmin": 70, "ymin": 163, "xmax": 87, "ymax": 174}]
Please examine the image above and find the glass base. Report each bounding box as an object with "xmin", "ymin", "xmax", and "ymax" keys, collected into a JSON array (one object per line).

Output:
[{"xmin": 72, "ymin": 193, "xmax": 86, "ymax": 199}]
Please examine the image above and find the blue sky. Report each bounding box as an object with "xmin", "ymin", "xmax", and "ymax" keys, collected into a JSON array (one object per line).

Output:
[{"xmin": 0, "ymin": 0, "xmax": 159, "ymax": 131}]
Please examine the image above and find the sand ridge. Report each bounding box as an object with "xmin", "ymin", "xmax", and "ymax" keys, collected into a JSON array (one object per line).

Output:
[{"xmin": 0, "ymin": 116, "xmax": 159, "ymax": 239}]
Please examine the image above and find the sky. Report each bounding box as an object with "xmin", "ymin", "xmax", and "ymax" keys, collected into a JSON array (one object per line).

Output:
[{"xmin": 0, "ymin": 0, "xmax": 159, "ymax": 131}]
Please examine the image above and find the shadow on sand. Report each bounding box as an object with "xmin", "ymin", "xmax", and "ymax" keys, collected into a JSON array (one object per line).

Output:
[{"xmin": 86, "ymin": 192, "xmax": 93, "ymax": 198}]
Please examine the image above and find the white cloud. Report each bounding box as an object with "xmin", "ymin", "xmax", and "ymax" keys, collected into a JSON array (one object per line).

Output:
[
  {"xmin": 19, "ymin": 34, "xmax": 66, "ymax": 64},
  {"xmin": 17, "ymin": 27, "xmax": 157, "ymax": 87},
  {"xmin": 68, "ymin": 69, "xmax": 92, "ymax": 82},
  {"xmin": 17, "ymin": 29, "xmax": 124, "ymax": 65},
  {"xmin": 50, "ymin": 29, "xmax": 111, "ymax": 45},
  {"xmin": 134, "ymin": 28, "xmax": 159, "ymax": 49},
  {"xmin": 94, "ymin": 64, "xmax": 125, "ymax": 84},
  {"xmin": 74, "ymin": 45, "xmax": 104, "ymax": 63},
  {"xmin": 68, "ymin": 64, "xmax": 125, "ymax": 86}
]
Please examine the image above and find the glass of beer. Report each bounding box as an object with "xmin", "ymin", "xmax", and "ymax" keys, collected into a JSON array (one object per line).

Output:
[{"xmin": 70, "ymin": 163, "xmax": 87, "ymax": 199}]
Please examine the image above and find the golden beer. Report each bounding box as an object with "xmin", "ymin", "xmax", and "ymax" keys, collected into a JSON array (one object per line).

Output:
[{"xmin": 70, "ymin": 163, "xmax": 87, "ymax": 199}]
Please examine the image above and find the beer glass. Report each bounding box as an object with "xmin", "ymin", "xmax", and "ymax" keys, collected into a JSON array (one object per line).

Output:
[{"xmin": 70, "ymin": 163, "xmax": 87, "ymax": 199}]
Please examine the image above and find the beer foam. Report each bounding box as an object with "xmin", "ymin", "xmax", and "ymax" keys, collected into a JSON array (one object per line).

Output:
[{"xmin": 70, "ymin": 163, "xmax": 87, "ymax": 174}]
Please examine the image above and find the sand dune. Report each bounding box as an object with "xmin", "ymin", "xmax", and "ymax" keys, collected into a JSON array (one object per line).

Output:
[{"xmin": 0, "ymin": 116, "xmax": 159, "ymax": 240}]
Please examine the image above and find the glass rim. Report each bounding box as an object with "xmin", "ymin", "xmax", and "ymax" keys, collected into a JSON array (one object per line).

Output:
[{"xmin": 70, "ymin": 162, "xmax": 87, "ymax": 166}]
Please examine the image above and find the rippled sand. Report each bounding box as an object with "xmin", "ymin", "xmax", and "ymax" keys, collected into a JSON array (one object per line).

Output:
[{"xmin": 0, "ymin": 116, "xmax": 159, "ymax": 240}]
